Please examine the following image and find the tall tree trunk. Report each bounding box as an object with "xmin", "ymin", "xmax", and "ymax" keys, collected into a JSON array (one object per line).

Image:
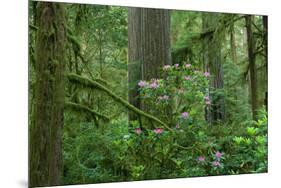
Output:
[
  {"xmin": 202, "ymin": 13, "xmax": 225, "ymax": 123},
  {"xmin": 263, "ymin": 16, "xmax": 268, "ymax": 111},
  {"xmin": 140, "ymin": 8, "xmax": 171, "ymax": 80},
  {"xmin": 245, "ymin": 15, "xmax": 258, "ymax": 120},
  {"xmin": 29, "ymin": 2, "xmax": 66, "ymax": 187},
  {"xmin": 230, "ymin": 22, "xmax": 238, "ymax": 64},
  {"xmin": 128, "ymin": 7, "xmax": 143, "ymax": 122},
  {"xmin": 128, "ymin": 8, "xmax": 171, "ymax": 123}
]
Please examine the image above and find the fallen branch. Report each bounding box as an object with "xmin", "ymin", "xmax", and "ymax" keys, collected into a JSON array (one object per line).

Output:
[
  {"xmin": 65, "ymin": 101, "xmax": 109, "ymax": 121},
  {"xmin": 29, "ymin": 24, "xmax": 38, "ymax": 31},
  {"xmin": 67, "ymin": 73, "xmax": 172, "ymax": 131}
]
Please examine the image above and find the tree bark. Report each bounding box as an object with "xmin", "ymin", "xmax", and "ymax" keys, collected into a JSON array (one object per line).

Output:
[
  {"xmin": 230, "ymin": 22, "xmax": 238, "ymax": 64},
  {"xmin": 128, "ymin": 8, "xmax": 171, "ymax": 122},
  {"xmin": 263, "ymin": 16, "xmax": 268, "ymax": 111},
  {"xmin": 202, "ymin": 13, "xmax": 225, "ymax": 123},
  {"xmin": 140, "ymin": 8, "xmax": 172, "ymax": 80},
  {"xmin": 245, "ymin": 15, "xmax": 258, "ymax": 120},
  {"xmin": 128, "ymin": 7, "xmax": 143, "ymax": 122},
  {"xmin": 29, "ymin": 2, "xmax": 66, "ymax": 187}
]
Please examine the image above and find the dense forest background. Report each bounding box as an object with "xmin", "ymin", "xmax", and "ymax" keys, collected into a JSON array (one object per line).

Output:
[{"xmin": 28, "ymin": 1, "xmax": 268, "ymax": 187}]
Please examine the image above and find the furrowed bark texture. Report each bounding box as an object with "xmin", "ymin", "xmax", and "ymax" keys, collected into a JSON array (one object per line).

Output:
[
  {"xmin": 202, "ymin": 13, "xmax": 225, "ymax": 123},
  {"xmin": 128, "ymin": 8, "xmax": 143, "ymax": 122},
  {"xmin": 29, "ymin": 2, "xmax": 66, "ymax": 187},
  {"xmin": 245, "ymin": 15, "xmax": 258, "ymax": 120},
  {"xmin": 263, "ymin": 16, "xmax": 268, "ymax": 111},
  {"xmin": 128, "ymin": 8, "xmax": 171, "ymax": 122}
]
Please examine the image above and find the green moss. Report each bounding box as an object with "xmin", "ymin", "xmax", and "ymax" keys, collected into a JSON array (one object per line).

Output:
[
  {"xmin": 65, "ymin": 101, "xmax": 110, "ymax": 121},
  {"xmin": 67, "ymin": 73, "xmax": 173, "ymax": 131}
]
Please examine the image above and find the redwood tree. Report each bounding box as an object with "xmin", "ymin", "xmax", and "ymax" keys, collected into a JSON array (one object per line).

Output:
[
  {"xmin": 202, "ymin": 13, "xmax": 225, "ymax": 123},
  {"xmin": 245, "ymin": 15, "xmax": 258, "ymax": 120},
  {"xmin": 263, "ymin": 16, "xmax": 268, "ymax": 111},
  {"xmin": 128, "ymin": 7, "xmax": 171, "ymax": 122},
  {"xmin": 29, "ymin": 2, "xmax": 66, "ymax": 187}
]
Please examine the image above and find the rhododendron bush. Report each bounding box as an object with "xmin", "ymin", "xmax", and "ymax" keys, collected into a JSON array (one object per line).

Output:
[
  {"xmin": 138, "ymin": 63, "xmax": 209, "ymax": 128},
  {"xmin": 29, "ymin": 3, "xmax": 268, "ymax": 186},
  {"xmin": 63, "ymin": 65, "xmax": 267, "ymax": 183}
]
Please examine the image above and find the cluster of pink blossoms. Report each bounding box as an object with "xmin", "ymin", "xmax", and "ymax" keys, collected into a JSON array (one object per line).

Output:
[
  {"xmin": 197, "ymin": 156, "xmax": 205, "ymax": 162},
  {"xmin": 212, "ymin": 161, "xmax": 221, "ymax": 167},
  {"xmin": 154, "ymin": 128, "xmax": 164, "ymax": 134},
  {"xmin": 135, "ymin": 128, "xmax": 142, "ymax": 135},
  {"xmin": 197, "ymin": 151, "xmax": 223, "ymax": 168},
  {"xmin": 204, "ymin": 71, "xmax": 210, "ymax": 77},
  {"xmin": 138, "ymin": 80, "xmax": 148, "ymax": 88},
  {"xmin": 150, "ymin": 79, "xmax": 160, "ymax": 89},
  {"xmin": 138, "ymin": 79, "xmax": 160, "ymax": 89},
  {"xmin": 134, "ymin": 127, "xmax": 164, "ymax": 135},
  {"xmin": 215, "ymin": 151, "xmax": 223, "ymax": 159},
  {"xmin": 184, "ymin": 76, "xmax": 191, "ymax": 81},
  {"xmin": 185, "ymin": 64, "xmax": 191, "ymax": 68},
  {"xmin": 204, "ymin": 95, "xmax": 211, "ymax": 105},
  {"xmin": 163, "ymin": 64, "xmax": 191, "ymax": 70},
  {"xmin": 158, "ymin": 95, "xmax": 169, "ymax": 101},
  {"xmin": 212, "ymin": 151, "xmax": 223, "ymax": 167},
  {"xmin": 163, "ymin": 65, "xmax": 171, "ymax": 71},
  {"xmin": 181, "ymin": 112, "xmax": 189, "ymax": 119}
]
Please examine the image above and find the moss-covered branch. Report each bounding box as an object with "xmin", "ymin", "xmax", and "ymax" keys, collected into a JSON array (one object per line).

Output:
[
  {"xmin": 65, "ymin": 101, "xmax": 109, "ymax": 121},
  {"xmin": 29, "ymin": 24, "xmax": 38, "ymax": 31},
  {"xmin": 67, "ymin": 73, "xmax": 172, "ymax": 131},
  {"xmin": 65, "ymin": 26, "xmax": 109, "ymax": 86}
]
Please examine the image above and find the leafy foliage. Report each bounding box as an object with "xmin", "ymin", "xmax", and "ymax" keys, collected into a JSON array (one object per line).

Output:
[{"xmin": 29, "ymin": 2, "xmax": 268, "ymax": 186}]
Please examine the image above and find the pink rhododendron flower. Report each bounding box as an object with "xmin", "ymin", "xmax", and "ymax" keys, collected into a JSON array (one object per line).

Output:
[
  {"xmin": 164, "ymin": 95, "xmax": 169, "ymax": 99},
  {"xmin": 215, "ymin": 151, "xmax": 223, "ymax": 159},
  {"xmin": 184, "ymin": 76, "xmax": 191, "ymax": 81},
  {"xmin": 204, "ymin": 96, "xmax": 211, "ymax": 105},
  {"xmin": 204, "ymin": 71, "xmax": 210, "ymax": 77},
  {"xmin": 163, "ymin": 65, "xmax": 171, "ymax": 70},
  {"xmin": 154, "ymin": 128, "xmax": 164, "ymax": 134},
  {"xmin": 162, "ymin": 95, "xmax": 169, "ymax": 100},
  {"xmin": 149, "ymin": 79, "xmax": 159, "ymax": 89},
  {"xmin": 149, "ymin": 82, "xmax": 158, "ymax": 89},
  {"xmin": 205, "ymin": 100, "xmax": 211, "ymax": 105},
  {"xmin": 197, "ymin": 156, "xmax": 205, "ymax": 162},
  {"xmin": 185, "ymin": 64, "xmax": 191, "ymax": 68},
  {"xmin": 135, "ymin": 128, "xmax": 142, "ymax": 135},
  {"xmin": 158, "ymin": 95, "xmax": 169, "ymax": 100},
  {"xmin": 174, "ymin": 64, "xmax": 179, "ymax": 68},
  {"xmin": 138, "ymin": 80, "xmax": 147, "ymax": 87},
  {"xmin": 181, "ymin": 112, "xmax": 189, "ymax": 119},
  {"xmin": 212, "ymin": 161, "xmax": 221, "ymax": 167}
]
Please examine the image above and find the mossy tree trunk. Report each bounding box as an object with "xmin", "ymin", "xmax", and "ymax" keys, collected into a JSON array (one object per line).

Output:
[
  {"xmin": 29, "ymin": 2, "xmax": 66, "ymax": 187},
  {"xmin": 263, "ymin": 16, "xmax": 268, "ymax": 111},
  {"xmin": 202, "ymin": 13, "xmax": 225, "ymax": 123},
  {"xmin": 230, "ymin": 21, "xmax": 238, "ymax": 65},
  {"xmin": 140, "ymin": 8, "xmax": 172, "ymax": 80},
  {"xmin": 128, "ymin": 8, "xmax": 143, "ymax": 122},
  {"xmin": 245, "ymin": 15, "xmax": 258, "ymax": 120},
  {"xmin": 128, "ymin": 7, "xmax": 171, "ymax": 123}
]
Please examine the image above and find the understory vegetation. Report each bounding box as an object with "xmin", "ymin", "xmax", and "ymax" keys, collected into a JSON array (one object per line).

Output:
[{"xmin": 28, "ymin": 1, "xmax": 268, "ymax": 187}]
